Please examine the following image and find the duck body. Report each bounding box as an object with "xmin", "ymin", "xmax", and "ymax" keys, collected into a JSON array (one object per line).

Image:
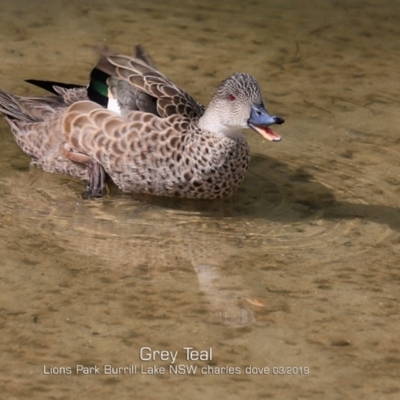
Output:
[
  {"xmin": 63, "ymin": 101, "xmax": 250, "ymax": 198},
  {"xmin": 0, "ymin": 47, "xmax": 284, "ymax": 199}
]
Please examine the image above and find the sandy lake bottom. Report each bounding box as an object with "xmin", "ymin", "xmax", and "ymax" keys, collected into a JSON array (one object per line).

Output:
[{"xmin": 0, "ymin": 1, "xmax": 399, "ymax": 398}]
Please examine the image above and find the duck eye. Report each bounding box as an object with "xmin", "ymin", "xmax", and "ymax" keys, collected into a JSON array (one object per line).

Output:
[{"xmin": 229, "ymin": 94, "xmax": 236, "ymax": 101}]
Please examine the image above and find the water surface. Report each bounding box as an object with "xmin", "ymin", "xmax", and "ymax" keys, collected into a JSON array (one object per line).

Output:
[{"xmin": 0, "ymin": 0, "xmax": 399, "ymax": 398}]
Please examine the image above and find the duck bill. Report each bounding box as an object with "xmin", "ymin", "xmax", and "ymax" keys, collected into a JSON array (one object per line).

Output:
[
  {"xmin": 249, "ymin": 124, "xmax": 282, "ymax": 142},
  {"xmin": 248, "ymin": 104, "xmax": 284, "ymax": 142}
]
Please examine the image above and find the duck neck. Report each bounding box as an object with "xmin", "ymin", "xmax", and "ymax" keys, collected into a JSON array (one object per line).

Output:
[{"xmin": 199, "ymin": 108, "xmax": 244, "ymax": 140}]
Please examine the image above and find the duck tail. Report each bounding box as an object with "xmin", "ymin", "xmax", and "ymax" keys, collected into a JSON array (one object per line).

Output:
[
  {"xmin": 0, "ymin": 89, "xmax": 63, "ymax": 123},
  {"xmin": 0, "ymin": 90, "xmax": 32, "ymax": 122}
]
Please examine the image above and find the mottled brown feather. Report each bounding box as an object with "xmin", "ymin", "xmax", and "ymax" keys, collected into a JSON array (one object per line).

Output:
[{"xmin": 108, "ymin": 55, "xmax": 205, "ymax": 119}]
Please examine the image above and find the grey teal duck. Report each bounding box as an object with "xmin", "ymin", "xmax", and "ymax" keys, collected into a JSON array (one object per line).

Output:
[{"xmin": 0, "ymin": 47, "xmax": 284, "ymax": 199}]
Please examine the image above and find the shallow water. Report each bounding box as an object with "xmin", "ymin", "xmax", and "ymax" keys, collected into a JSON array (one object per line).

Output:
[{"xmin": 0, "ymin": 0, "xmax": 400, "ymax": 398}]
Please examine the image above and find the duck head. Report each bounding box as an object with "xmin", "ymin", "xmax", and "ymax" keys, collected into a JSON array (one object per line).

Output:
[{"xmin": 200, "ymin": 73, "xmax": 284, "ymax": 141}]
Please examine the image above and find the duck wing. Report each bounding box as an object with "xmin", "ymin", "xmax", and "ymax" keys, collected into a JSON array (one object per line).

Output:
[
  {"xmin": 24, "ymin": 45, "xmax": 158, "ymax": 113},
  {"xmin": 107, "ymin": 54, "xmax": 205, "ymax": 120},
  {"xmin": 82, "ymin": 45, "xmax": 160, "ymax": 114}
]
